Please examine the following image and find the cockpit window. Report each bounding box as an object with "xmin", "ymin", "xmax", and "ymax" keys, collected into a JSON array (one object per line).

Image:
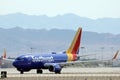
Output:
[{"xmin": 16, "ymin": 57, "xmax": 24, "ymax": 61}]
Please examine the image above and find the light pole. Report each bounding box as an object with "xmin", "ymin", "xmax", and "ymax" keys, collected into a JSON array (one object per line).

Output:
[{"xmin": 101, "ymin": 47, "xmax": 104, "ymax": 60}]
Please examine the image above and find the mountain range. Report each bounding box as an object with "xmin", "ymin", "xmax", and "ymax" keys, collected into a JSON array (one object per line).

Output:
[
  {"xmin": 0, "ymin": 13, "xmax": 120, "ymax": 57},
  {"xmin": 0, "ymin": 13, "xmax": 120, "ymax": 34},
  {"xmin": 0, "ymin": 27, "xmax": 119, "ymax": 57}
]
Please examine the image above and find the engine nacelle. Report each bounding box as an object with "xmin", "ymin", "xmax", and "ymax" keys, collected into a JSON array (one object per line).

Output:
[{"xmin": 48, "ymin": 64, "xmax": 61, "ymax": 73}]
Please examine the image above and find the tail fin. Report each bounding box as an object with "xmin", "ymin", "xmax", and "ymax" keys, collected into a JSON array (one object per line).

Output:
[
  {"xmin": 112, "ymin": 50, "xmax": 119, "ymax": 60},
  {"xmin": 66, "ymin": 27, "xmax": 82, "ymax": 61},
  {"xmin": 3, "ymin": 48, "xmax": 6, "ymax": 59}
]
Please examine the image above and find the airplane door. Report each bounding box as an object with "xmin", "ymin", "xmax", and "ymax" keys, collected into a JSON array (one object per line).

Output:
[{"xmin": 27, "ymin": 57, "xmax": 32, "ymax": 65}]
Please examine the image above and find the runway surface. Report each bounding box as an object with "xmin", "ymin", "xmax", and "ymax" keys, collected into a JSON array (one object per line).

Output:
[{"xmin": 0, "ymin": 67, "xmax": 120, "ymax": 80}]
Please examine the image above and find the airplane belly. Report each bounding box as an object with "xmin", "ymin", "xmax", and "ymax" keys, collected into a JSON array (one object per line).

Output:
[{"xmin": 30, "ymin": 62, "xmax": 44, "ymax": 69}]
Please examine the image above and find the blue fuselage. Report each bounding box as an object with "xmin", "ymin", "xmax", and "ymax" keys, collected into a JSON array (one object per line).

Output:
[{"xmin": 13, "ymin": 53, "xmax": 68, "ymax": 71}]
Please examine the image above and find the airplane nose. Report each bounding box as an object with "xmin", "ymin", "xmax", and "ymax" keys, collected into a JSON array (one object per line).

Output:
[{"xmin": 13, "ymin": 61, "xmax": 18, "ymax": 67}]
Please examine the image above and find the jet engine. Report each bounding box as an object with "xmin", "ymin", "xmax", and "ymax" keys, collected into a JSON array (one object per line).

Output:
[{"xmin": 48, "ymin": 64, "xmax": 61, "ymax": 73}]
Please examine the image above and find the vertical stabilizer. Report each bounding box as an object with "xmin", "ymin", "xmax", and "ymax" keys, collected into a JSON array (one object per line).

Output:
[
  {"xmin": 66, "ymin": 27, "xmax": 82, "ymax": 61},
  {"xmin": 3, "ymin": 48, "xmax": 6, "ymax": 59},
  {"xmin": 112, "ymin": 50, "xmax": 119, "ymax": 60}
]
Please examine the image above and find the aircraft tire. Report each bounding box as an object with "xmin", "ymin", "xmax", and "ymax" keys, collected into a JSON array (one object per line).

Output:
[
  {"xmin": 55, "ymin": 71, "xmax": 61, "ymax": 74},
  {"xmin": 37, "ymin": 69, "xmax": 43, "ymax": 74},
  {"xmin": 20, "ymin": 71, "xmax": 24, "ymax": 74}
]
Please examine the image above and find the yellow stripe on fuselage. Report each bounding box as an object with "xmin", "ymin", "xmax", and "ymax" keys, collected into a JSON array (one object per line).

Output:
[{"xmin": 66, "ymin": 52, "xmax": 73, "ymax": 61}]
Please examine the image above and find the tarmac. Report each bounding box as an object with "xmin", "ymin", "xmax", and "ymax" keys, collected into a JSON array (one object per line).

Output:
[{"xmin": 0, "ymin": 67, "xmax": 120, "ymax": 80}]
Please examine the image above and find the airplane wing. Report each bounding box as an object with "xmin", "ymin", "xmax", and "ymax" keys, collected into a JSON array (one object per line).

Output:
[
  {"xmin": 44, "ymin": 59, "xmax": 113, "ymax": 68},
  {"xmin": 62, "ymin": 50, "xmax": 119, "ymax": 67},
  {"xmin": 45, "ymin": 50, "xmax": 119, "ymax": 68},
  {"xmin": 59, "ymin": 59, "xmax": 113, "ymax": 67}
]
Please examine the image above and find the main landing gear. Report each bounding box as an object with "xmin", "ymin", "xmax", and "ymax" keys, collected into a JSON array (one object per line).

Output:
[
  {"xmin": 55, "ymin": 71, "xmax": 61, "ymax": 74},
  {"xmin": 20, "ymin": 71, "xmax": 24, "ymax": 74},
  {"xmin": 37, "ymin": 69, "xmax": 43, "ymax": 74},
  {"xmin": 19, "ymin": 69, "xmax": 43, "ymax": 74}
]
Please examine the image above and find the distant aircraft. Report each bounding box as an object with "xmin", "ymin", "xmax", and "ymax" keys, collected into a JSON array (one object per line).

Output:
[
  {"xmin": 112, "ymin": 50, "xmax": 119, "ymax": 60},
  {"xmin": 0, "ymin": 49, "xmax": 6, "ymax": 65},
  {"xmin": 111, "ymin": 50, "xmax": 120, "ymax": 67}
]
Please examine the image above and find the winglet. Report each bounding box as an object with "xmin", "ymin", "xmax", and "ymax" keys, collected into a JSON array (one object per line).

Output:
[
  {"xmin": 112, "ymin": 50, "xmax": 119, "ymax": 60},
  {"xmin": 3, "ymin": 48, "xmax": 6, "ymax": 59}
]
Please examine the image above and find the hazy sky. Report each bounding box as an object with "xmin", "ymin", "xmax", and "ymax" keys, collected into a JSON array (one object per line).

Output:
[
  {"xmin": 0, "ymin": 0, "xmax": 120, "ymax": 19},
  {"xmin": 0, "ymin": 0, "xmax": 120, "ymax": 34}
]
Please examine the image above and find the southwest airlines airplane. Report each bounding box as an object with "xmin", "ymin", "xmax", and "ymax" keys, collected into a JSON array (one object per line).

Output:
[
  {"xmin": 3, "ymin": 27, "xmax": 82, "ymax": 74},
  {"xmin": 2, "ymin": 27, "xmax": 119, "ymax": 74}
]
